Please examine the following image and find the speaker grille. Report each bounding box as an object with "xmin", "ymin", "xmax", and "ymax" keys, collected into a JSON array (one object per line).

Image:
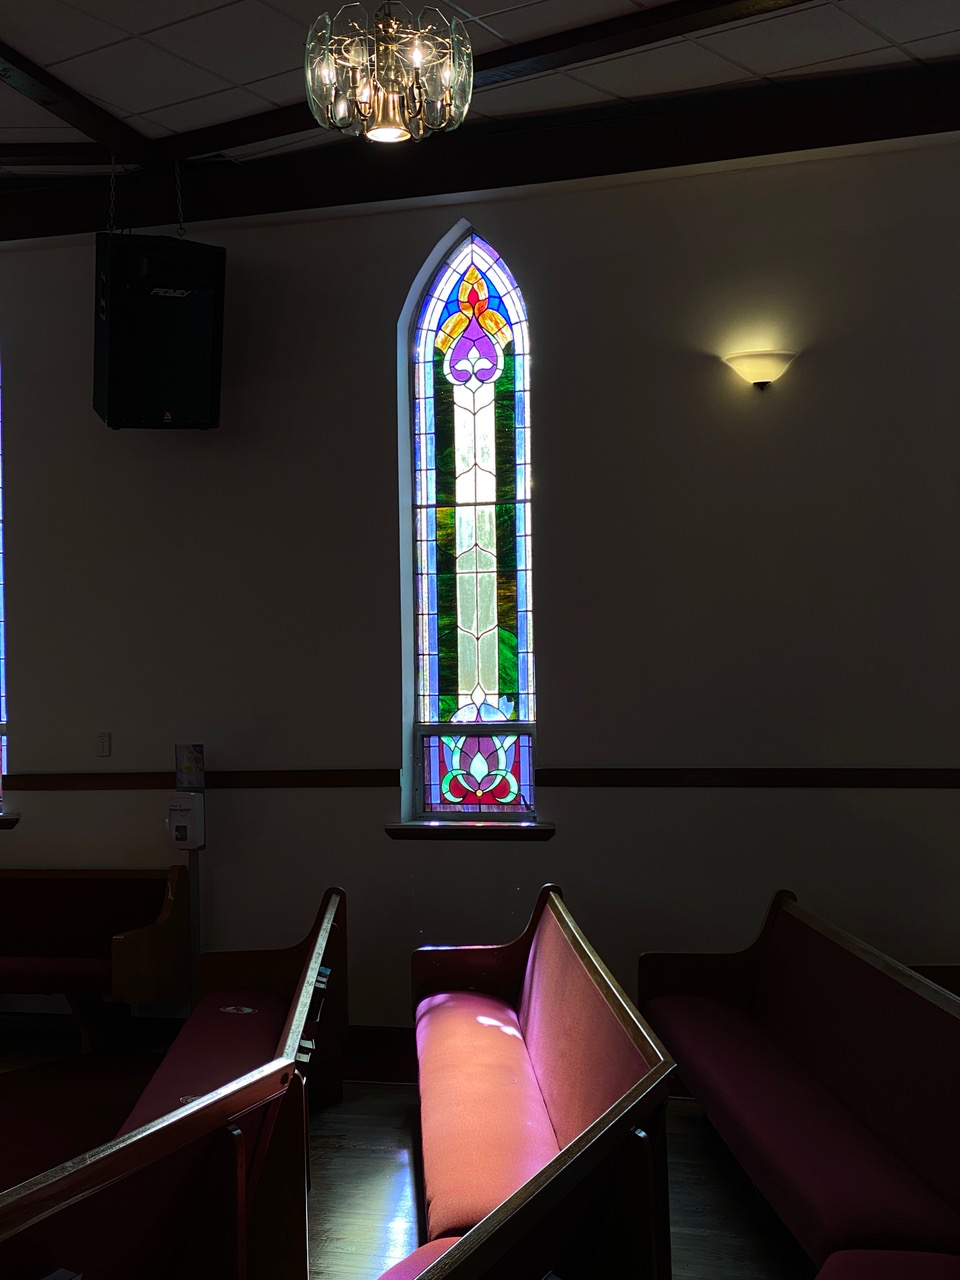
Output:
[{"xmin": 93, "ymin": 233, "xmax": 226, "ymax": 429}]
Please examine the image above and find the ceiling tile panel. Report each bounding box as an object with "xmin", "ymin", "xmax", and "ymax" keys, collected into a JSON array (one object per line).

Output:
[
  {"xmin": 145, "ymin": 0, "xmax": 306, "ymax": 84},
  {"xmin": 65, "ymin": 1, "xmax": 239, "ymax": 35},
  {"xmin": 573, "ymin": 39, "xmax": 753, "ymax": 98},
  {"xmin": 141, "ymin": 86, "xmax": 274, "ymax": 131},
  {"xmin": 222, "ymin": 125, "xmax": 337, "ymax": 158},
  {"xmin": 258, "ymin": 0, "xmax": 325, "ymax": 25},
  {"xmin": 906, "ymin": 31, "xmax": 960, "ymax": 60},
  {"xmin": 478, "ymin": 0, "xmax": 637, "ymax": 38},
  {"xmin": 123, "ymin": 115, "xmax": 177, "ymax": 138},
  {"xmin": 461, "ymin": 22, "xmax": 510, "ymax": 55},
  {"xmin": 246, "ymin": 68, "xmax": 306, "ymax": 104},
  {"xmin": 4, "ymin": 0, "xmax": 126, "ymax": 66},
  {"xmin": 54, "ymin": 39, "xmax": 232, "ymax": 114},
  {"xmin": 838, "ymin": 0, "xmax": 960, "ymax": 44},
  {"xmin": 474, "ymin": 70, "xmax": 618, "ymax": 115},
  {"xmin": 772, "ymin": 44, "xmax": 914, "ymax": 77},
  {"xmin": 697, "ymin": 5, "xmax": 890, "ymax": 74}
]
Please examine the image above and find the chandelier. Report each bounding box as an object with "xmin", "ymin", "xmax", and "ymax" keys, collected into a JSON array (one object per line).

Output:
[{"xmin": 306, "ymin": 3, "xmax": 473, "ymax": 143}]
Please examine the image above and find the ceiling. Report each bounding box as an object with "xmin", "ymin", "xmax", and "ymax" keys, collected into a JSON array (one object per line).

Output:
[{"xmin": 0, "ymin": 0, "xmax": 958, "ymax": 239}]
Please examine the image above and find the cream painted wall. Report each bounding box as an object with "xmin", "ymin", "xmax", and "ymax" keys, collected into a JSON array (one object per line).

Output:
[{"xmin": 0, "ymin": 139, "xmax": 957, "ymax": 1023}]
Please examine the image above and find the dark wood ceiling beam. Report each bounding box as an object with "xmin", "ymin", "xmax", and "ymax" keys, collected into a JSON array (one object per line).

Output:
[
  {"xmin": 0, "ymin": 39, "xmax": 155, "ymax": 164},
  {"xmin": 156, "ymin": 103, "xmax": 314, "ymax": 163},
  {"xmin": 0, "ymin": 143, "xmax": 112, "ymax": 166},
  {"xmin": 474, "ymin": 0, "xmax": 814, "ymax": 85},
  {"xmin": 0, "ymin": 62, "xmax": 956, "ymax": 241}
]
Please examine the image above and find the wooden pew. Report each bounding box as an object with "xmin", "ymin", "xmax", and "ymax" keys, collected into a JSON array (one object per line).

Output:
[
  {"xmin": 638, "ymin": 890, "xmax": 960, "ymax": 1274},
  {"xmin": 0, "ymin": 866, "xmax": 191, "ymax": 1047},
  {"xmin": 0, "ymin": 886, "xmax": 347, "ymax": 1280},
  {"xmin": 399, "ymin": 885, "xmax": 676, "ymax": 1280}
]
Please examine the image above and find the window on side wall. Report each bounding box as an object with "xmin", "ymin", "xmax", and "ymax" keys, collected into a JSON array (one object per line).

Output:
[{"xmin": 405, "ymin": 229, "xmax": 535, "ymax": 822}]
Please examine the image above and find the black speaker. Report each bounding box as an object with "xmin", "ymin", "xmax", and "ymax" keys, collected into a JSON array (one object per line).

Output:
[{"xmin": 93, "ymin": 232, "xmax": 226, "ymax": 429}]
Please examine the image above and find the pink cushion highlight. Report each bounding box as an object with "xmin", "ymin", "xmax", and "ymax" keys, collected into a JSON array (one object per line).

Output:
[
  {"xmin": 416, "ymin": 991, "xmax": 561, "ymax": 1239},
  {"xmin": 646, "ymin": 995, "xmax": 960, "ymax": 1265},
  {"xmin": 118, "ymin": 990, "xmax": 288, "ymax": 1135},
  {"xmin": 817, "ymin": 1252, "xmax": 960, "ymax": 1280},
  {"xmin": 377, "ymin": 1238, "xmax": 461, "ymax": 1280},
  {"xmin": 519, "ymin": 907, "xmax": 652, "ymax": 1149}
]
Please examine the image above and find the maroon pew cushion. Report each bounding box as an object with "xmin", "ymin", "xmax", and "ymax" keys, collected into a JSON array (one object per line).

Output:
[
  {"xmin": 0, "ymin": 955, "xmax": 112, "ymax": 994},
  {"xmin": 646, "ymin": 995, "xmax": 960, "ymax": 1265},
  {"xmin": 416, "ymin": 991, "xmax": 560, "ymax": 1240},
  {"xmin": 118, "ymin": 990, "xmax": 288, "ymax": 1135},
  {"xmin": 817, "ymin": 1251, "xmax": 960, "ymax": 1280}
]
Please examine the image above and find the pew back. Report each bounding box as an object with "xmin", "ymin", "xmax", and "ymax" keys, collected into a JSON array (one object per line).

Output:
[
  {"xmin": 751, "ymin": 897, "xmax": 960, "ymax": 1214},
  {"xmin": 0, "ymin": 1061, "xmax": 292, "ymax": 1280}
]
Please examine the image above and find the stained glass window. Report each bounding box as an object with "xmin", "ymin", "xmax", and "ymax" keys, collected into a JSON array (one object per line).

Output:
[{"xmin": 411, "ymin": 233, "xmax": 534, "ymax": 818}]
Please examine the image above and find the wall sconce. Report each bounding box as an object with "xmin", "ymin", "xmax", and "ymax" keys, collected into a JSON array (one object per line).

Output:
[{"xmin": 723, "ymin": 350, "xmax": 797, "ymax": 389}]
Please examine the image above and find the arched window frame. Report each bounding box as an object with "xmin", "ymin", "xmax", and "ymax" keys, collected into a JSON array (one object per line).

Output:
[{"xmin": 398, "ymin": 223, "xmax": 535, "ymax": 824}]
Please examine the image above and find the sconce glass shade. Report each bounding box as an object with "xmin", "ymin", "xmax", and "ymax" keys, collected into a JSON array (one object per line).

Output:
[
  {"xmin": 723, "ymin": 351, "xmax": 797, "ymax": 388},
  {"xmin": 306, "ymin": 2, "xmax": 472, "ymax": 142}
]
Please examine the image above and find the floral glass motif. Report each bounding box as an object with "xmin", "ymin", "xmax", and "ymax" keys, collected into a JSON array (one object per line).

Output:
[{"xmin": 413, "ymin": 235, "xmax": 534, "ymax": 816}]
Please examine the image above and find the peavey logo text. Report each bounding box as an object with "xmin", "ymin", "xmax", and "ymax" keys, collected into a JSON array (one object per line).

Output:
[{"xmin": 151, "ymin": 287, "xmax": 192, "ymax": 297}]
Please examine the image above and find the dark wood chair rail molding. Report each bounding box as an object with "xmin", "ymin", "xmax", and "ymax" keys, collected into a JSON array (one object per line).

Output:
[
  {"xmin": 3, "ymin": 768, "xmax": 398, "ymax": 791},
  {"xmin": 3, "ymin": 766, "xmax": 957, "ymax": 792},
  {"xmin": 536, "ymin": 767, "xmax": 960, "ymax": 789}
]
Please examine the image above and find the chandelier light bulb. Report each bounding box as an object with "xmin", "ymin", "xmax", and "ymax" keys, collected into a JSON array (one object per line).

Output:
[{"xmin": 306, "ymin": 2, "xmax": 473, "ymax": 143}]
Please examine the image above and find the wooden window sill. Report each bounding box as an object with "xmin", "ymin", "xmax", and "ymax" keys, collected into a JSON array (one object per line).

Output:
[{"xmin": 385, "ymin": 821, "xmax": 555, "ymax": 841}]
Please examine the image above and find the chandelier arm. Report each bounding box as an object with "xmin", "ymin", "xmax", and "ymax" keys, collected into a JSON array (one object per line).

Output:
[{"xmin": 408, "ymin": 78, "xmax": 424, "ymax": 120}]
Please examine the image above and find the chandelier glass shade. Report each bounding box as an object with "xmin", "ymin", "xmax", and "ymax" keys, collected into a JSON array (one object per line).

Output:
[{"xmin": 306, "ymin": 3, "xmax": 473, "ymax": 143}]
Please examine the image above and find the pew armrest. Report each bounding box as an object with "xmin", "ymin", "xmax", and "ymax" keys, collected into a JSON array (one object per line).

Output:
[{"xmin": 411, "ymin": 884, "xmax": 560, "ymax": 1012}]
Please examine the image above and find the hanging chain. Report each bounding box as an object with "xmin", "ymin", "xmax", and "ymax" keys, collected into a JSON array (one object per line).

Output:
[
  {"xmin": 175, "ymin": 159, "xmax": 185, "ymax": 238},
  {"xmin": 108, "ymin": 151, "xmax": 117, "ymax": 233}
]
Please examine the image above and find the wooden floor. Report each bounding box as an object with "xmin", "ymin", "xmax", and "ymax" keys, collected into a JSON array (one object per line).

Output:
[
  {"xmin": 665, "ymin": 1099, "xmax": 815, "ymax": 1280},
  {"xmin": 308, "ymin": 1084, "xmax": 816, "ymax": 1280},
  {"xmin": 309, "ymin": 1083, "xmax": 423, "ymax": 1280}
]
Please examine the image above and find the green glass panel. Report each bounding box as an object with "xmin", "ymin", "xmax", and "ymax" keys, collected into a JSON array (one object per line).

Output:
[
  {"xmin": 496, "ymin": 504, "xmax": 517, "ymax": 636},
  {"xmin": 437, "ymin": 573, "xmax": 458, "ymax": 695},
  {"xmin": 439, "ymin": 693, "xmax": 458, "ymax": 722},
  {"xmin": 436, "ymin": 507, "xmax": 456, "ymax": 573},
  {"xmin": 497, "ymin": 626, "xmax": 518, "ymax": 717},
  {"xmin": 434, "ymin": 350, "xmax": 457, "ymax": 505},
  {"xmin": 494, "ymin": 346, "xmax": 516, "ymax": 504}
]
